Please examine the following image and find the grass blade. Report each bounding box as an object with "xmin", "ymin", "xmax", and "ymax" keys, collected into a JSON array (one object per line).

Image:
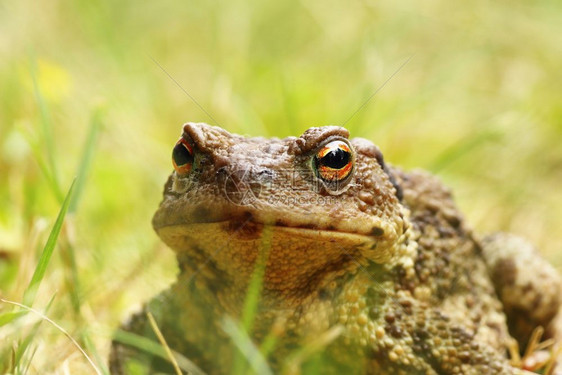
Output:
[
  {"xmin": 0, "ymin": 311, "xmax": 27, "ymax": 327},
  {"xmin": 14, "ymin": 294, "xmax": 57, "ymax": 370},
  {"xmin": 29, "ymin": 55, "xmax": 63, "ymax": 202},
  {"xmin": 112, "ymin": 330, "xmax": 205, "ymax": 375},
  {"xmin": 59, "ymin": 227, "xmax": 81, "ymax": 314},
  {"xmin": 146, "ymin": 311, "xmax": 182, "ymax": 375},
  {"xmin": 258, "ymin": 320, "xmax": 282, "ymax": 359},
  {"xmin": 22, "ymin": 179, "xmax": 76, "ymax": 307},
  {"xmin": 241, "ymin": 225, "xmax": 272, "ymax": 332},
  {"xmin": 221, "ymin": 316, "xmax": 273, "ymax": 375},
  {"xmin": 232, "ymin": 225, "xmax": 272, "ymax": 375},
  {"xmin": 60, "ymin": 108, "xmax": 106, "ymax": 373},
  {"xmin": 21, "ymin": 345, "xmax": 38, "ymax": 375},
  {"xmin": 60, "ymin": 107, "xmax": 102, "ymax": 314},
  {"xmin": 81, "ymin": 330, "xmax": 110, "ymax": 375},
  {"xmin": 282, "ymin": 326, "xmax": 343, "ymax": 375},
  {"xmin": 0, "ymin": 298, "xmax": 102, "ymax": 375},
  {"xmin": 69, "ymin": 108, "xmax": 102, "ymax": 213}
]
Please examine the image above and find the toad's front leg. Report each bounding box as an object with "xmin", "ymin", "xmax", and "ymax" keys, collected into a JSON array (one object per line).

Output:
[
  {"xmin": 481, "ymin": 233, "xmax": 562, "ymax": 372},
  {"xmin": 109, "ymin": 287, "xmax": 209, "ymax": 375}
]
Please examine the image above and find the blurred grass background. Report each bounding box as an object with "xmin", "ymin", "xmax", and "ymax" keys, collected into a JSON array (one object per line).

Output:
[{"xmin": 0, "ymin": 0, "xmax": 561, "ymax": 372}]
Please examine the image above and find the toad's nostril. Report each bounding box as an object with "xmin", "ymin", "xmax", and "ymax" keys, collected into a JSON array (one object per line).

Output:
[
  {"xmin": 216, "ymin": 166, "xmax": 229, "ymax": 181},
  {"xmin": 213, "ymin": 154, "xmax": 229, "ymax": 170},
  {"xmin": 257, "ymin": 168, "xmax": 275, "ymax": 184},
  {"xmin": 217, "ymin": 167, "xmax": 271, "ymax": 206}
]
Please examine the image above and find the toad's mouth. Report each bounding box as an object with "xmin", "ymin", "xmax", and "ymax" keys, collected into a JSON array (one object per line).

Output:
[
  {"xmin": 153, "ymin": 207, "xmax": 394, "ymax": 240},
  {"xmin": 154, "ymin": 216, "xmax": 400, "ymax": 266},
  {"xmin": 155, "ymin": 219, "xmax": 382, "ymax": 243}
]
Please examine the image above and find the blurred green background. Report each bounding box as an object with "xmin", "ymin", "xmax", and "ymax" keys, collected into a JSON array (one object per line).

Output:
[{"xmin": 1, "ymin": 0, "xmax": 561, "ymax": 372}]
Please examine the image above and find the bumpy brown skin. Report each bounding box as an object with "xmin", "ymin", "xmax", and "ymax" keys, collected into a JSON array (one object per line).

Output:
[{"xmin": 110, "ymin": 123, "xmax": 561, "ymax": 374}]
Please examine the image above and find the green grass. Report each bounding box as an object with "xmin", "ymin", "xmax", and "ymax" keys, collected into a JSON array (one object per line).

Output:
[
  {"xmin": 21, "ymin": 179, "xmax": 74, "ymax": 308},
  {"xmin": 0, "ymin": 0, "xmax": 562, "ymax": 373},
  {"xmin": 0, "ymin": 180, "xmax": 78, "ymax": 373}
]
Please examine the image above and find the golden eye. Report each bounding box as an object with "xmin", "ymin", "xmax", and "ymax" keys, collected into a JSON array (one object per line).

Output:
[
  {"xmin": 172, "ymin": 138, "xmax": 194, "ymax": 175},
  {"xmin": 313, "ymin": 140, "xmax": 354, "ymax": 182}
]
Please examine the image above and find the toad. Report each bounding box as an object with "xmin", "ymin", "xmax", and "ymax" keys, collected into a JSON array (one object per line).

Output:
[{"xmin": 110, "ymin": 123, "xmax": 562, "ymax": 374}]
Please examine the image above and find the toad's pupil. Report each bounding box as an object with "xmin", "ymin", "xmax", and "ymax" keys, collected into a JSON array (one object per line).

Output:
[
  {"xmin": 173, "ymin": 142, "xmax": 193, "ymax": 166},
  {"xmin": 319, "ymin": 148, "xmax": 350, "ymax": 169}
]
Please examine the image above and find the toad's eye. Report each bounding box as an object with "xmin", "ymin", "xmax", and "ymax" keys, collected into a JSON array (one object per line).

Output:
[
  {"xmin": 172, "ymin": 138, "xmax": 194, "ymax": 175},
  {"xmin": 313, "ymin": 140, "xmax": 354, "ymax": 182}
]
